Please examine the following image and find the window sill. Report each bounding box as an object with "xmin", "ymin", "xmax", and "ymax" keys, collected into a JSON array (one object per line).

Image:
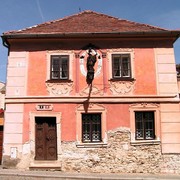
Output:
[
  {"xmin": 109, "ymin": 78, "xmax": 135, "ymax": 82},
  {"xmin": 130, "ymin": 140, "xmax": 160, "ymax": 146},
  {"xmin": 46, "ymin": 79, "xmax": 73, "ymax": 83},
  {"xmin": 76, "ymin": 142, "xmax": 108, "ymax": 148}
]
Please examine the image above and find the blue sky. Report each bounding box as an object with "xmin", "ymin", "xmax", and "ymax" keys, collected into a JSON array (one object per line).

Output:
[{"xmin": 0, "ymin": 0, "xmax": 180, "ymax": 82}]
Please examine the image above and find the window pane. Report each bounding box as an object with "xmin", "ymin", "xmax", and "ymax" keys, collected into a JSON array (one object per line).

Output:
[
  {"xmin": 122, "ymin": 56, "xmax": 130, "ymax": 77},
  {"xmin": 60, "ymin": 57, "xmax": 68, "ymax": 79},
  {"xmin": 82, "ymin": 114, "xmax": 91, "ymax": 142},
  {"xmin": 144, "ymin": 112, "xmax": 155, "ymax": 139},
  {"xmin": 112, "ymin": 56, "xmax": 121, "ymax": 78},
  {"xmin": 51, "ymin": 58, "xmax": 60, "ymax": 79},
  {"xmin": 135, "ymin": 112, "xmax": 144, "ymax": 139},
  {"xmin": 92, "ymin": 114, "xmax": 101, "ymax": 142}
]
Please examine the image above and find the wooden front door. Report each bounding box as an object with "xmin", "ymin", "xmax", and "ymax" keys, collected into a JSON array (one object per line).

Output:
[
  {"xmin": 35, "ymin": 117, "xmax": 57, "ymax": 160},
  {"xmin": 0, "ymin": 126, "xmax": 3, "ymax": 164}
]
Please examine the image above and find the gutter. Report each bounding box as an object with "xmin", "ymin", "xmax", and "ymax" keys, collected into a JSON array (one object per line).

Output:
[
  {"xmin": 2, "ymin": 31, "xmax": 180, "ymax": 40},
  {"xmin": 173, "ymin": 31, "xmax": 180, "ymax": 43}
]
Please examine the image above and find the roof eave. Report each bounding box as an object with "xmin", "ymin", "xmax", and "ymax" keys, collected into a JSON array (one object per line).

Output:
[{"xmin": 2, "ymin": 30, "xmax": 180, "ymax": 41}]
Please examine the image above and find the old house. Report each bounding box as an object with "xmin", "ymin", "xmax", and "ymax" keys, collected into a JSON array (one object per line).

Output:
[{"xmin": 1, "ymin": 11, "xmax": 180, "ymax": 173}]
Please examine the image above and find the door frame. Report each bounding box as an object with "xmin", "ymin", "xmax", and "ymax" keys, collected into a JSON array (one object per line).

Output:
[{"xmin": 30, "ymin": 112, "xmax": 61, "ymax": 161}]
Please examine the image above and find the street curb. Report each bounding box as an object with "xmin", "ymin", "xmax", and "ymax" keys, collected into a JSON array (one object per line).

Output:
[{"xmin": 0, "ymin": 169, "xmax": 180, "ymax": 180}]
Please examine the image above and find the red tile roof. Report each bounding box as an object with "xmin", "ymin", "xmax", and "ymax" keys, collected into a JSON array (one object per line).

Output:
[
  {"xmin": 0, "ymin": 109, "xmax": 4, "ymax": 114},
  {"xmin": 4, "ymin": 10, "xmax": 169, "ymax": 35}
]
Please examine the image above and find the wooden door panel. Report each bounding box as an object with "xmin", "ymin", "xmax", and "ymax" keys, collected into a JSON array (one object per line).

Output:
[
  {"xmin": 35, "ymin": 117, "xmax": 57, "ymax": 160},
  {"xmin": 46, "ymin": 126, "xmax": 57, "ymax": 160},
  {"xmin": 35, "ymin": 124, "xmax": 45, "ymax": 160}
]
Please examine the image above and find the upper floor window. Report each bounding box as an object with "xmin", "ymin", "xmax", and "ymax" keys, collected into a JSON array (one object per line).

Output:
[
  {"xmin": 135, "ymin": 111, "xmax": 155, "ymax": 140},
  {"xmin": 112, "ymin": 54, "xmax": 131, "ymax": 79},
  {"xmin": 51, "ymin": 55, "xmax": 69, "ymax": 80}
]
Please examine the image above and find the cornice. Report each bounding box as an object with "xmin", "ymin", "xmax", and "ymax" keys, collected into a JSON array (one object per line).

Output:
[{"xmin": 5, "ymin": 95, "xmax": 179, "ymax": 104}]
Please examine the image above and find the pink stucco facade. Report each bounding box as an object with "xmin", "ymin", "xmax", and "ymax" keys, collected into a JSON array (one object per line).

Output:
[{"xmin": 3, "ymin": 37, "xmax": 180, "ymax": 170}]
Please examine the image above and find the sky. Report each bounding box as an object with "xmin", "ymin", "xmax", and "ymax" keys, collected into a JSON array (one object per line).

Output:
[{"xmin": 0, "ymin": 0, "xmax": 180, "ymax": 83}]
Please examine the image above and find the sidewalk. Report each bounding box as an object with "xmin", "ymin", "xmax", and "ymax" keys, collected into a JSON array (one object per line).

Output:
[{"xmin": 0, "ymin": 169, "xmax": 180, "ymax": 180}]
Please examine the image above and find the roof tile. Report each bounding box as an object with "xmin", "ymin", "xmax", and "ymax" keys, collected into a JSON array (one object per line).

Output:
[{"xmin": 4, "ymin": 10, "xmax": 168, "ymax": 35}]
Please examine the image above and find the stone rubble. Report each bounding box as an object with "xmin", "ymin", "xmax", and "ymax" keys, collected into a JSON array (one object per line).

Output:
[{"xmin": 60, "ymin": 128, "xmax": 180, "ymax": 174}]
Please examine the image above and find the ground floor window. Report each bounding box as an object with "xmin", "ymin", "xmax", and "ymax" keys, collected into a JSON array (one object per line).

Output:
[
  {"xmin": 135, "ymin": 111, "xmax": 155, "ymax": 140},
  {"xmin": 82, "ymin": 113, "xmax": 101, "ymax": 143}
]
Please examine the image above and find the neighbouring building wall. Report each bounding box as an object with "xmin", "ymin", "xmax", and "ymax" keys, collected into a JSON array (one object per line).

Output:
[
  {"xmin": 178, "ymin": 78, "xmax": 180, "ymax": 94},
  {"xmin": 0, "ymin": 82, "xmax": 5, "ymax": 164},
  {"xmin": 0, "ymin": 82, "xmax": 5, "ymax": 110}
]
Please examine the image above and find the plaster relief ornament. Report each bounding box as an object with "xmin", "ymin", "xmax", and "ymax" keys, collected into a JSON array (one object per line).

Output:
[
  {"xmin": 80, "ymin": 85, "xmax": 103, "ymax": 96},
  {"xmin": 109, "ymin": 81, "xmax": 135, "ymax": 95},
  {"xmin": 46, "ymin": 82, "xmax": 73, "ymax": 96},
  {"xmin": 79, "ymin": 48, "xmax": 102, "ymax": 84}
]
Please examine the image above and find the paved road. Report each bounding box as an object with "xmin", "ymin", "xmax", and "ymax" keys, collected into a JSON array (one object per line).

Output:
[{"xmin": 0, "ymin": 169, "xmax": 180, "ymax": 180}]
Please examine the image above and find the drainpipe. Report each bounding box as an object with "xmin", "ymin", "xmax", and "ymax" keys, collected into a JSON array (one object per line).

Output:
[{"xmin": 1, "ymin": 36, "xmax": 10, "ymax": 55}]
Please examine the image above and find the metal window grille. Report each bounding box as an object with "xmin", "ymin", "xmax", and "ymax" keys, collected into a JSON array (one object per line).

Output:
[
  {"xmin": 135, "ymin": 111, "xmax": 155, "ymax": 140},
  {"xmin": 82, "ymin": 113, "xmax": 101, "ymax": 143}
]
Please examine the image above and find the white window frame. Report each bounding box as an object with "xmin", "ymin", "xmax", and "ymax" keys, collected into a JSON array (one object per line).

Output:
[
  {"xmin": 107, "ymin": 49, "xmax": 134, "ymax": 80},
  {"xmin": 46, "ymin": 51, "xmax": 74, "ymax": 81},
  {"xmin": 76, "ymin": 103, "xmax": 107, "ymax": 148},
  {"xmin": 129, "ymin": 103, "xmax": 161, "ymax": 145}
]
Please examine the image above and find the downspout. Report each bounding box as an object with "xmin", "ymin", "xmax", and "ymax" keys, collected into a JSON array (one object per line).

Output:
[{"xmin": 1, "ymin": 36, "xmax": 10, "ymax": 55}]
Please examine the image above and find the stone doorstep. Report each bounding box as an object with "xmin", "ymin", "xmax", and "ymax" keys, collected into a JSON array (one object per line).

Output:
[{"xmin": 29, "ymin": 160, "xmax": 61, "ymax": 171}]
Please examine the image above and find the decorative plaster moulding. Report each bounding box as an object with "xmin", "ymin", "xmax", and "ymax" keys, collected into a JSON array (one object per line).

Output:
[
  {"xmin": 107, "ymin": 48, "xmax": 134, "ymax": 53},
  {"xmin": 5, "ymin": 95, "xmax": 178, "ymax": 103},
  {"xmin": 80, "ymin": 85, "xmax": 103, "ymax": 96},
  {"xmin": 109, "ymin": 81, "xmax": 135, "ymax": 95},
  {"xmin": 77, "ymin": 103, "xmax": 106, "ymax": 111},
  {"xmin": 129, "ymin": 103, "xmax": 160, "ymax": 108},
  {"xmin": 46, "ymin": 82, "xmax": 73, "ymax": 96}
]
